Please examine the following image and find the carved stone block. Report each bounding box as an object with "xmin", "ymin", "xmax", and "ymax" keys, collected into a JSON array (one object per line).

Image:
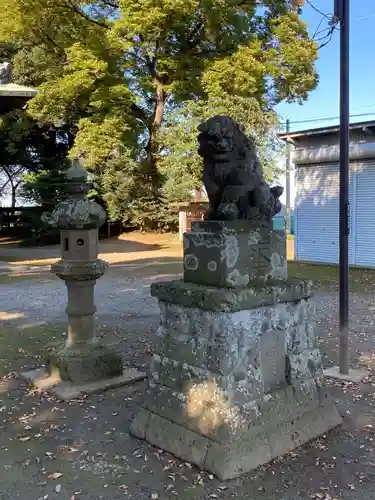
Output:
[{"xmin": 183, "ymin": 221, "xmax": 287, "ymax": 287}]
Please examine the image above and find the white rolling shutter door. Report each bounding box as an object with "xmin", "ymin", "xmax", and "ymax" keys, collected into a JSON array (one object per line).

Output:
[
  {"xmin": 295, "ymin": 164, "xmax": 340, "ymax": 263},
  {"xmin": 354, "ymin": 162, "xmax": 375, "ymax": 267},
  {"xmin": 295, "ymin": 163, "xmax": 356, "ymax": 265}
]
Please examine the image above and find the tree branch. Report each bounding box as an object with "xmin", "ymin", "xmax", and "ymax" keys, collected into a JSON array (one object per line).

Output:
[
  {"xmin": 186, "ymin": 21, "xmax": 204, "ymax": 49},
  {"xmin": 125, "ymin": 51, "xmax": 148, "ymax": 66},
  {"xmin": 101, "ymin": 0, "xmax": 119, "ymax": 8},
  {"xmin": 0, "ymin": 178, "xmax": 10, "ymax": 194},
  {"xmin": 2, "ymin": 166, "xmax": 25, "ymax": 184},
  {"xmin": 65, "ymin": 0, "xmax": 109, "ymax": 29},
  {"xmin": 38, "ymin": 27, "xmax": 66, "ymax": 57},
  {"xmin": 130, "ymin": 103, "xmax": 149, "ymax": 124}
]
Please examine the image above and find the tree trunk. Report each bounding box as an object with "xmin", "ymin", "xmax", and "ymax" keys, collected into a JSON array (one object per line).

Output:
[
  {"xmin": 145, "ymin": 85, "xmax": 166, "ymax": 197},
  {"xmin": 11, "ymin": 185, "xmax": 16, "ymax": 209},
  {"xmin": 2, "ymin": 167, "xmax": 19, "ymax": 211}
]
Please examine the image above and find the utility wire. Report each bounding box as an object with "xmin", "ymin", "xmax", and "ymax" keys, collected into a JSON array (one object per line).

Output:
[
  {"xmin": 305, "ymin": 0, "xmax": 339, "ymax": 49},
  {"xmin": 305, "ymin": 0, "xmax": 331, "ymax": 20},
  {"xmin": 317, "ymin": 26, "xmax": 337, "ymax": 49},
  {"xmin": 280, "ymin": 112, "xmax": 375, "ymax": 127},
  {"xmin": 280, "ymin": 3, "xmax": 374, "ymax": 130},
  {"xmin": 312, "ymin": 15, "xmax": 325, "ymax": 39}
]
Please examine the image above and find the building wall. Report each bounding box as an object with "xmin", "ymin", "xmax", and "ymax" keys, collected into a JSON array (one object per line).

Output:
[
  {"xmin": 295, "ymin": 158, "xmax": 375, "ymax": 266},
  {"xmin": 293, "ymin": 129, "xmax": 375, "ymax": 152}
]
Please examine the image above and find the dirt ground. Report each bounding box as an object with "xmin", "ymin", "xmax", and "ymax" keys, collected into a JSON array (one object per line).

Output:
[{"xmin": 1, "ymin": 233, "xmax": 375, "ymax": 499}]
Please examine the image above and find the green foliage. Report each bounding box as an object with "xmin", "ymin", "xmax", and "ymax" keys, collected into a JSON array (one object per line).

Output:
[
  {"xmin": 21, "ymin": 169, "xmax": 68, "ymax": 210},
  {"xmin": 0, "ymin": 110, "xmax": 70, "ymax": 206},
  {"xmin": 158, "ymin": 95, "xmax": 283, "ymax": 204},
  {"xmin": 0, "ymin": 0, "xmax": 318, "ymax": 229},
  {"xmin": 0, "ymin": 108, "xmax": 69, "ymax": 244}
]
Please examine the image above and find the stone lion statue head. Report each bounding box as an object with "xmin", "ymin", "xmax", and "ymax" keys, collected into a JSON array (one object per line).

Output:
[{"xmin": 197, "ymin": 115, "xmax": 255, "ymax": 164}]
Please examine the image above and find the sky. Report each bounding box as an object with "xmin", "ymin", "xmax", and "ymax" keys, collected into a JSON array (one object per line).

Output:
[
  {"xmin": 277, "ymin": 0, "xmax": 375, "ymax": 207},
  {"xmin": 277, "ymin": 0, "xmax": 375, "ymax": 131}
]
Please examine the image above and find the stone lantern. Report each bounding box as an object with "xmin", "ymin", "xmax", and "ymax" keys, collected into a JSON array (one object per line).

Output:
[
  {"xmin": 22, "ymin": 161, "xmax": 145, "ymax": 399},
  {"xmin": 0, "ymin": 61, "xmax": 37, "ymax": 112}
]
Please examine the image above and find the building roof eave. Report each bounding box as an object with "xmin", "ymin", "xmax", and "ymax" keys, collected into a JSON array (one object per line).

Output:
[{"xmin": 278, "ymin": 120, "xmax": 375, "ymax": 141}]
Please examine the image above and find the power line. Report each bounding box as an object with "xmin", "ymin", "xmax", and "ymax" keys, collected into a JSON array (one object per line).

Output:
[
  {"xmin": 280, "ymin": 111, "xmax": 375, "ymax": 127},
  {"xmin": 305, "ymin": 0, "xmax": 331, "ymax": 20},
  {"xmin": 312, "ymin": 15, "xmax": 326, "ymax": 39},
  {"xmin": 317, "ymin": 26, "xmax": 338, "ymax": 49},
  {"xmin": 305, "ymin": 0, "xmax": 339, "ymax": 49}
]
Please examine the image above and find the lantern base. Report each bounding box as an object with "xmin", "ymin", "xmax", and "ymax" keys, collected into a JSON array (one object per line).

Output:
[
  {"xmin": 47, "ymin": 342, "xmax": 129, "ymax": 384},
  {"xmin": 21, "ymin": 367, "xmax": 147, "ymax": 401}
]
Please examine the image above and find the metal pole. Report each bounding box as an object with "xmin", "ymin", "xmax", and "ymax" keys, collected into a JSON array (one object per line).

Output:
[
  {"xmin": 338, "ymin": 0, "xmax": 350, "ymax": 375},
  {"xmin": 285, "ymin": 119, "xmax": 291, "ymax": 235}
]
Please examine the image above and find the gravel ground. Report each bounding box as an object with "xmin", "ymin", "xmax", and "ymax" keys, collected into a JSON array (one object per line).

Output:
[
  {"xmin": 0, "ymin": 257, "xmax": 185, "ymax": 326},
  {"xmin": 0, "ymin": 274, "xmax": 160, "ymax": 327},
  {"xmin": 1, "ymin": 260, "xmax": 375, "ymax": 499},
  {"xmin": 1, "ymin": 270, "xmax": 375, "ymax": 373}
]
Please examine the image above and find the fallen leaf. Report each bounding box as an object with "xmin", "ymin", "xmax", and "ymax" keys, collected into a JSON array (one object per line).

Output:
[
  {"xmin": 151, "ymin": 494, "xmax": 159, "ymax": 499},
  {"xmin": 48, "ymin": 472, "xmax": 63, "ymax": 479}
]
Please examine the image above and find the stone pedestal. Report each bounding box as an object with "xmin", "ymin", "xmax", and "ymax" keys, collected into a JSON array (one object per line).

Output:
[
  {"xmin": 130, "ymin": 222, "xmax": 341, "ymax": 480},
  {"xmin": 21, "ymin": 162, "xmax": 146, "ymax": 399}
]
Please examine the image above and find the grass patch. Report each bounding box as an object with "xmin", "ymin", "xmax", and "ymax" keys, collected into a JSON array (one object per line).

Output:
[{"xmin": 289, "ymin": 262, "xmax": 375, "ymax": 293}]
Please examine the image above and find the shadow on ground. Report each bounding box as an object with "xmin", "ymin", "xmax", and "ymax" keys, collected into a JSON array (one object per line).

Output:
[
  {"xmin": 0, "ymin": 234, "xmax": 180, "ymax": 262},
  {"xmin": 1, "ymin": 316, "xmax": 375, "ymax": 499},
  {"xmin": 2, "ymin": 234, "xmax": 375, "ymax": 497}
]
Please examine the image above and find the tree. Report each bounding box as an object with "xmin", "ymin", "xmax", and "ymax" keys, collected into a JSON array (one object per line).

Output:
[
  {"xmin": 0, "ymin": 110, "xmax": 70, "ymax": 209},
  {"xmin": 0, "ymin": 0, "xmax": 318, "ymax": 226},
  {"xmin": 158, "ymin": 95, "xmax": 282, "ymax": 204},
  {"xmin": 0, "ymin": 165, "xmax": 25, "ymax": 208}
]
